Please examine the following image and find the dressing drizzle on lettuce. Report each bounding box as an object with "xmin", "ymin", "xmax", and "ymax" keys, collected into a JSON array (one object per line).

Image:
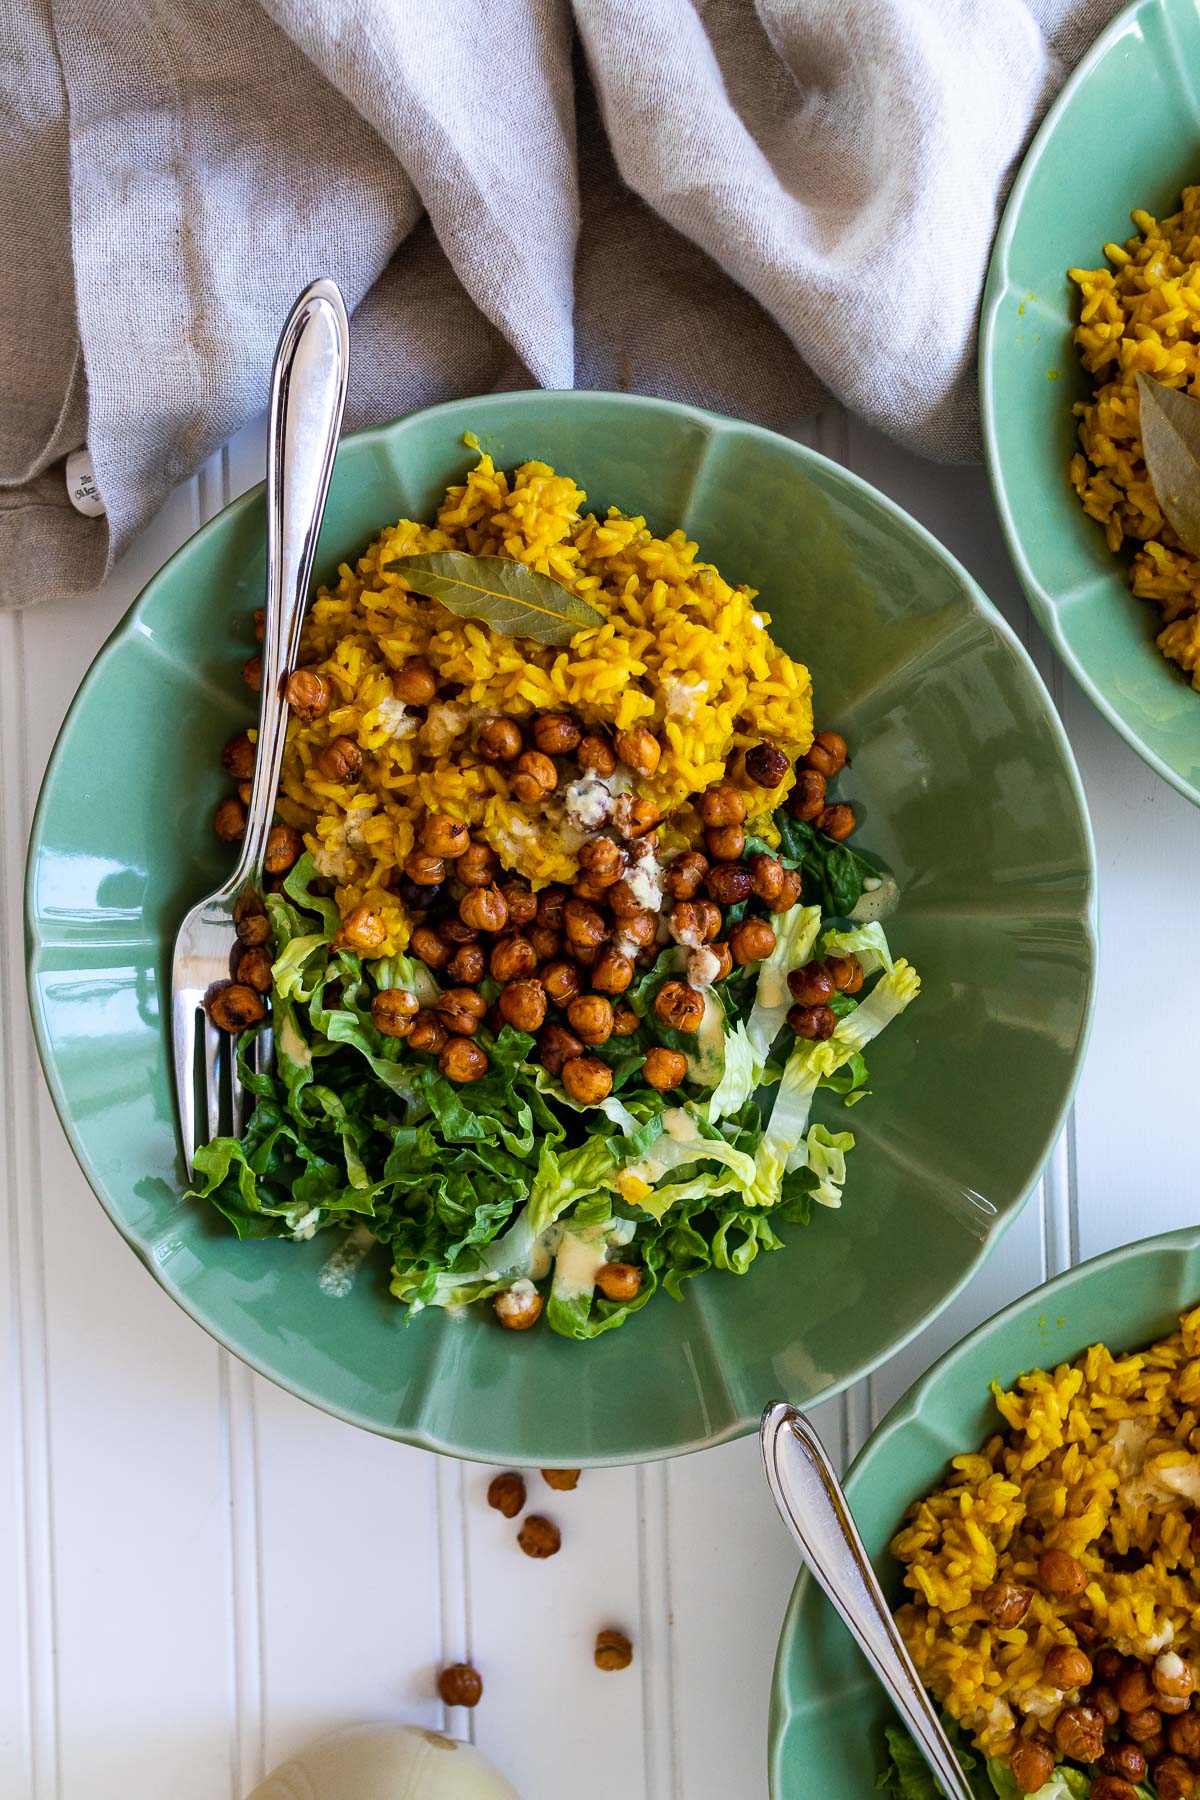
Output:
[{"xmin": 188, "ymin": 818, "xmax": 919, "ymax": 1338}]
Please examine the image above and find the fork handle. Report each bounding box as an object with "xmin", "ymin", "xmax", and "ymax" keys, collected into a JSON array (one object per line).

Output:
[
  {"xmin": 760, "ymin": 1403, "xmax": 976, "ymax": 1800},
  {"xmin": 234, "ymin": 278, "xmax": 350, "ymax": 890}
]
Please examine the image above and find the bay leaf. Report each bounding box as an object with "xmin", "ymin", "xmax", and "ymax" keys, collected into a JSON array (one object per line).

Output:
[
  {"xmin": 1135, "ymin": 371, "xmax": 1200, "ymax": 558},
  {"xmin": 385, "ymin": 551, "xmax": 603, "ymax": 646}
]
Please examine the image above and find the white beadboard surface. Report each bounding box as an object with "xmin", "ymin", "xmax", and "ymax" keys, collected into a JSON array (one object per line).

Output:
[{"xmin": 3, "ymin": 407, "xmax": 1197, "ymax": 1800}]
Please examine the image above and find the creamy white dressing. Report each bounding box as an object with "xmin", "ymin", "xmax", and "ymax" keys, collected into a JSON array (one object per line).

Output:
[
  {"xmin": 373, "ymin": 694, "xmax": 420, "ymax": 740},
  {"xmin": 663, "ymin": 1108, "xmax": 700, "ymax": 1142},
  {"xmin": 487, "ymin": 809, "xmax": 544, "ymax": 869},
  {"xmin": 553, "ymin": 1228, "xmax": 609, "ymax": 1301},
  {"xmin": 291, "ymin": 1207, "xmax": 321, "ymax": 1241},
  {"xmin": 850, "ymin": 875, "xmax": 900, "ymax": 924},
  {"xmin": 563, "ymin": 776, "xmax": 613, "ymax": 834},
  {"xmin": 317, "ymin": 1226, "xmax": 375, "ymax": 1297},
  {"xmin": 687, "ymin": 946, "xmax": 722, "ymax": 989},
  {"xmin": 494, "ymin": 1278, "xmax": 537, "ymax": 1321},
  {"xmin": 279, "ymin": 1011, "xmax": 310, "ymax": 1068},
  {"xmin": 625, "ymin": 841, "xmax": 664, "ymax": 912},
  {"xmin": 686, "ymin": 991, "xmax": 726, "ymax": 1085}
]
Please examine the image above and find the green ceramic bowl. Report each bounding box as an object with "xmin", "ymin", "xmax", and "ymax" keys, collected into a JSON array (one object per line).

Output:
[
  {"xmin": 26, "ymin": 391, "xmax": 1096, "ymax": 1466},
  {"xmin": 770, "ymin": 1225, "xmax": 1200, "ymax": 1797},
  {"xmin": 981, "ymin": 0, "xmax": 1200, "ymax": 804}
]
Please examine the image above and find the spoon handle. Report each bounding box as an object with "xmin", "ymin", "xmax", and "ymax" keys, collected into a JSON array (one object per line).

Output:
[
  {"xmin": 761, "ymin": 1402, "xmax": 975, "ymax": 1800},
  {"xmin": 235, "ymin": 277, "xmax": 350, "ymax": 890}
]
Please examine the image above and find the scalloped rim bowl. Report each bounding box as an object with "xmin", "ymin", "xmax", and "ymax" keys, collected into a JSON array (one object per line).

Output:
[
  {"xmin": 981, "ymin": 0, "xmax": 1200, "ymax": 805},
  {"xmin": 770, "ymin": 1225, "xmax": 1200, "ymax": 1796},
  {"xmin": 26, "ymin": 390, "xmax": 1097, "ymax": 1466}
]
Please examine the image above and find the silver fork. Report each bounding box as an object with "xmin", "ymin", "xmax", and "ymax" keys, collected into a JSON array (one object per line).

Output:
[
  {"xmin": 171, "ymin": 277, "xmax": 350, "ymax": 1168},
  {"xmin": 761, "ymin": 1402, "xmax": 975, "ymax": 1800}
]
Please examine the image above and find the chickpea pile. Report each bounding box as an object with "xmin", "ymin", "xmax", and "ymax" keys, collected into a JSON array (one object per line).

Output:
[{"xmin": 985, "ymin": 1551, "xmax": 1200, "ymax": 1798}]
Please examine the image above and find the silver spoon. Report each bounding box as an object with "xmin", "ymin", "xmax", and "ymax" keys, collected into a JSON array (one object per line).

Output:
[{"xmin": 761, "ymin": 1402, "xmax": 974, "ymax": 1800}]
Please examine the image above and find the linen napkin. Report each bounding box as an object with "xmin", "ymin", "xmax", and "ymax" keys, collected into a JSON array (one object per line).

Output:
[{"xmin": 2, "ymin": 0, "xmax": 1121, "ymax": 610}]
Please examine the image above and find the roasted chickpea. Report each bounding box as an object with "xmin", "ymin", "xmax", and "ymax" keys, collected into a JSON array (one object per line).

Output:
[
  {"xmin": 1126, "ymin": 1707, "xmax": 1167, "ymax": 1744},
  {"xmin": 805, "ymin": 730, "xmax": 848, "ymax": 778},
  {"xmin": 592, "ymin": 949, "xmax": 635, "ymax": 995},
  {"xmin": 539, "ymin": 1023, "xmax": 584, "ymax": 1075},
  {"xmin": 487, "ymin": 1472, "xmax": 526, "ymax": 1517},
  {"xmin": 1171, "ymin": 1718, "xmax": 1200, "ymax": 1760},
  {"xmin": 1142, "ymin": 1733, "xmax": 1169, "ymax": 1766},
  {"xmin": 1097, "ymin": 1649, "xmax": 1128, "ymax": 1687},
  {"xmin": 537, "ymin": 885, "xmax": 568, "ymax": 930},
  {"xmin": 749, "ymin": 853, "xmax": 785, "ymax": 902},
  {"xmin": 614, "ymin": 909, "xmax": 658, "ymax": 950},
  {"xmin": 1159, "ymin": 1693, "xmax": 1193, "ymax": 1718},
  {"xmin": 615, "ymin": 726, "xmax": 661, "ymax": 777},
  {"xmin": 566, "ymin": 994, "xmax": 614, "ymax": 1047},
  {"xmin": 788, "ymin": 1003, "xmax": 836, "ymax": 1040},
  {"xmin": 653, "ymin": 980, "xmax": 705, "ymax": 1033},
  {"xmin": 1009, "ymin": 1742, "xmax": 1055, "ymax": 1796},
  {"xmin": 222, "ymin": 732, "xmax": 256, "ymax": 780},
  {"xmin": 437, "ymin": 1663, "xmax": 482, "ymax": 1707},
  {"xmin": 788, "ymin": 963, "xmax": 836, "ymax": 1007},
  {"xmin": 214, "ymin": 796, "xmax": 246, "ymax": 842},
  {"xmin": 666, "ymin": 851, "xmax": 708, "ymax": 900},
  {"xmin": 264, "ymin": 824, "xmax": 303, "ymax": 874},
  {"xmin": 787, "ymin": 768, "xmax": 827, "ymax": 822},
  {"xmin": 337, "ymin": 904, "xmax": 386, "ymax": 953},
  {"xmin": 315, "ymin": 735, "xmax": 362, "ymax": 782},
  {"xmin": 511, "ymin": 750, "xmax": 558, "ymax": 804},
  {"xmin": 609, "ymin": 878, "xmax": 648, "ymax": 919},
  {"xmin": 597, "ymin": 1262, "xmax": 643, "ymax": 1301},
  {"xmin": 827, "ymin": 953, "xmax": 865, "ymax": 994},
  {"xmin": 765, "ymin": 868, "xmax": 803, "ymax": 913},
  {"xmin": 1103, "ymin": 1744, "xmax": 1149, "ymax": 1782},
  {"xmin": 704, "ymin": 862, "xmax": 753, "ymax": 905},
  {"xmin": 1053, "ymin": 1704, "xmax": 1105, "ymax": 1764},
  {"xmin": 706, "ymin": 941, "xmax": 735, "ymax": 982},
  {"xmin": 436, "ymin": 987, "xmax": 488, "ymax": 1037},
  {"xmin": 498, "ymin": 979, "xmax": 547, "ymax": 1033},
  {"xmin": 371, "ymin": 988, "xmax": 419, "ymax": 1037},
  {"xmin": 517, "ymin": 1514, "xmax": 561, "ymax": 1556},
  {"xmin": 578, "ymin": 731, "xmax": 617, "ymax": 777},
  {"xmin": 460, "ymin": 884, "xmax": 509, "ymax": 933},
  {"xmin": 490, "ymin": 935, "xmax": 538, "ymax": 982},
  {"xmin": 981, "ymin": 1582, "xmax": 1033, "ymax": 1629},
  {"xmin": 537, "ymin": 959, "xmax": 579, "ymax": 1008},
  {"xmin": 730, "ymin": 919, "xmax": 777, "ymax": 965},
  {"xmin": 1090, "ymin": 1780, "xmax": 1139, "ymax": 1800},
  {"xmin": 1086, "ymin": 1685, "xmax": 1122, "ymax": 1727},
  {"xmin": 745, "ymin": 742, "xmax": 790, "ymax": 789},
  {"xmin": 1045, "ymin": 1645, "xmax": 1094, "ymax": 1690},
  {"xmin": 613, "ymin": 795, "xmax": 660, "ymax": 840},
  {"xmin": 236, "ymin": 946, "xmax": 274, "ymax": 994},
  {"xmin": 578, "ymin": 838, "xmax": 626, "ymax": 887},
  {"xmin": 532, "ymin": 711, "xmax": 581, "ymax": 755},
  {"xmin": 541, "ymin": 1468, "xmax": 580, "ymax": 1492},
  {"xmin": 497, "ymin": 880, "xmax": 538, "ymax": 929},
  {"xmin": 564, "ymin": 898, "xmax": 608, "ymax": 950},
  {"xmin": 408, "ymin": 1011, "xmax": 448, "ymax": 1055},
  {"xmin": 525, "ymin": 925, "xmax": 559, "ymax": 962},
  {"xmin": 701, "ymin": 785, "xmax": 748, "ymax": 828},
  {"xmin": 207, "ymin": 982, "xmax": 266, "ymax": 1032},
  {"xmin": 439, "ymin": 1036, "xmax": 489, "ymax": 1083},
  {"xmin": 643, "ymin": 1046, "xmax": 688, "ymax": 1091},
  {"xmin": 612, "ymin": 1003, "xmax": 640, "ymax": 1036},
  {"xmin": 595, "ymin": 1628, "xmax": 633, "ymax": 1672},
  {"xmin": 458, "ymin": 841, "xmax": 498, "ymax": 887},
  {"xmin": 285, "ymin": 668, "xmax": 331, "ymax": 721},
  {"xmin": 1155, "ymin": 1756, "xmax": 1198, "ymax": 1800},
  {"xmin": 421, "ymin": 814, "xmax": 470, "ymax": 859},
  {"xmin": 705, "ymin": 824, "xmax": 746, "ymax": 862},
  {"xmin": 441, "ymin": 916, "xmax": 480, "ymax": 946},
  {"xmin": 238, "ymin": 781, "xmax": 254, "ymax": 805},
  {"xmin": 404, "ymin": 850, "xmax": 446, "ymax": 887},
  {"xmin": 448, "ymin": 943, "xmax": 486, "ymax": 985},
  {"xmin": 818, "ymin": 802, "xmax": 856, "ymax": 841},
  {"xmin": 667, "ymin": 901, "xmax": 718, "ymax": 948},
  {"xmin": 253, "ymin": 606, "xmax": 265, "ymax": 642},
  {"xmin": 476, "ymin": 716, "xmax": 523, "ymax": 763},
  {"xmin": 240, "ymin": 652, "xmax": 262, "ymax": 692},
  {"xmin": 410, "ymin": 924, "xmax": 451, "ymax": 970},
  {"xmin": 1156, "ymin": 1654, "xmax": 1196, "ymax": 1701},
  {"xmin": 561, "ymin": 1055, "xmax": 613, "ymax": 1105},
  {"xmin": 392, "ymin": 658, "xmax": 437, "ymax": 705},
  {"xmin": 495, "ymin": 1282, "xmax": 543, "ymax": 1331},
  {"xmin": 1039, "ymin": 1548, "xmax": 1087, "ymax": 1600},
  {"xmin": 234, "ymin": 896, "xmax": 271, "ymax": 947}
]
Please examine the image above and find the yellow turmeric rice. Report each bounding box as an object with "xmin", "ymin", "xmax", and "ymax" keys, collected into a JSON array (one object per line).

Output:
[
  {"xmin": 1069, "ymin": 187, "xmax": 1200, "ymax": 688},
  {"xmin": 893, "ymin": 1304, "xmax": 1200, "ymax": 1762},
  {"xmin": 275, "ymin": 448, "xmax": 814, "ymax": 953}
]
